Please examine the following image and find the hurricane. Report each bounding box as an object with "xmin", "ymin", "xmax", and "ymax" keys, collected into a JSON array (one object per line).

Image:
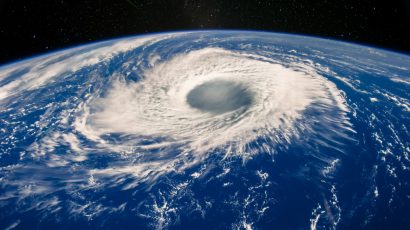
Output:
[{"xmin": 0, "ymin": 31, "xmax": 409, "ymax": 229}]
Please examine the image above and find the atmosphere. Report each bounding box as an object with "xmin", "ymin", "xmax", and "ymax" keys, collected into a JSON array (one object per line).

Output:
[{"xmin": 1, "ymin": 0, "xmax": 410, "ymax": 64}]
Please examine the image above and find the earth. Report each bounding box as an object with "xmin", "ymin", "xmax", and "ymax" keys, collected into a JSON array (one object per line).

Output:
[{"xmin": 0, "ymin": 31, "xmax": 409, "ymax": 229}]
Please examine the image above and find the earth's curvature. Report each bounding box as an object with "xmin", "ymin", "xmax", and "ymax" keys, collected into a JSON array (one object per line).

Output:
[{"xmin": 0, "ymin": 31, "xmax": 409, "ymax": 229}]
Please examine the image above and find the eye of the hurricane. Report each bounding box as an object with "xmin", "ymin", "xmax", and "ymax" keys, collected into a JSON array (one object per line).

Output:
[{"xmin": 186, "ymin": 80, "xmax": 254, "ymax": 114}]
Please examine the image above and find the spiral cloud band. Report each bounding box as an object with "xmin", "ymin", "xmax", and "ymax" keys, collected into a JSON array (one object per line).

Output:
[{"xmin": 74, "ymin": 47, "xmax": 350, "ymax": 178}]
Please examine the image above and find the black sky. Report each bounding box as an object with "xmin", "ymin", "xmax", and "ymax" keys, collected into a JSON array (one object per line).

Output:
[{"xmin": 1, "ymin": 0, "xmax": 409, "ymax": 65}]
